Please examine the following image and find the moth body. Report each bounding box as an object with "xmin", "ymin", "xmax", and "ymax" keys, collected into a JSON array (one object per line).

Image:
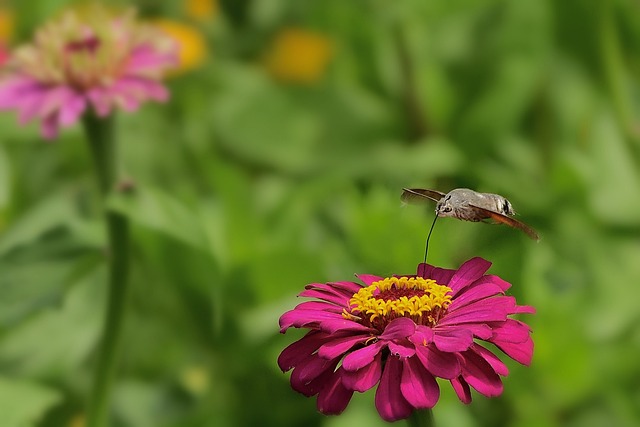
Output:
[{"xmin": 401, "ymin": 187, "xmax": 539, "ymax": 241}]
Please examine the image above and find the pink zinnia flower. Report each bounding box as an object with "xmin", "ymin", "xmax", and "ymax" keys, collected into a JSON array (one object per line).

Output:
[
  {"xmin": 0, "ymin": 43, "xmax": 8, "ymax": 67},
  {"xmin": 0, "ymin": 6, "xmax": 178, "ymax": 139},
  {"xmin": 278, "ymin": 257, "xmax": 535, "ymax": 422}
]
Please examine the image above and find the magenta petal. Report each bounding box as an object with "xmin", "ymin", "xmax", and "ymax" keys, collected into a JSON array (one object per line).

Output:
[
  {"xmin": 418, "ymin": 263, "xmax": 456, "ymax": 284},
  {"xmin": 297, "ymin": 291, "xmax": 349, "ymax": 306},
  {"xmin": 290, "ymin": 356, "xmax": 337, "ymax": 396},
  {"xmin": 447, "ymin": 281, "xmax": 505, "ymax": 311},
  {"xmin": 417, "ymin": 263, "xmax": 433, "ymax": 278},
  {"xmin": 58, "ymin": 93, "xmax": 86, "ymax": 126},
  {"xmin": 39, "ymin": 86, "xmax": 77, "ymax": 119},
  {"xmin": 15, "ymin": 88, "xmax": 50, "ymax": 123},
  {"xmin": 87, "ymin": 87, "xmax": 114, "ymax": 116},
  {"xmin": 400, "ymin": 356, "xmax": 440, "ymax": 409},
  {"xmin": 355, "ymin": 274, "xmax": 384, "ymax": 286},
  {"xmin": 320, "ymin": 318, "xmax": 375, "ymax": 334},
  {"xmin": 126, "ymin": 45, "xmax": 177, "ymax": 73},
  {"xmin": 380, "ymin": 317, "xmax": 416, "ymax": 340},
  {"xmin": 480, "ymin": 274, "xmax": 512, "ymax": 291},
  {"xmin": 293, "ymin": 359, "xmax": 339, "ymax": 397},
  {"xmin": 0, "ymin": 77, "xmax": 42, "ymax": 108},
  {"xmin": 375, "ymin": 356, "xmax": 413, "ymax": 422},
  {"xmin": 443, "ymin": 323, "xmax": 492, "ymax": 340},
  {"xmin": 493, "ymin": 335, "xmax": 534, "ymax": 366},
  {"xmin": 279, "ymin": 310, "xmax": 371, "ymax": 334},
  {"xmin": 514, "ymin": 304, "xmax": 536, "ymax": 314},
  {"xmin": 433, "ymin": 327, "xmax": 474, "ymax": 352},
  {"xmin": 325, "ymin": 280, "xmax": 363, "ymax": 294},
  {"xmin": 115, "ymin": 77, "xmax": 169, "ymax": 102},
  {"xmin": 304, "ymin": 282, "xmax": 361, "ymax": 302},
  {"xmin": 316, "ymin": 369, "xmax": 354, "ymax": 415},
  {"xmin": 291, "ymin": 354, "xmax": 335, "ymax": 384},
  {"xmin": 447, "ymin": 257, "xmax": 492, "ymax": 294},
  {"xmin": 143, "ymin": 81, "xmax": 169, "ymax": 102},
  {"xmin": 17, "ymin": 90, "xmax": 47, "ymax": 124},
  {"xmin": 450, "ymin": 376, "xmax": 472, "ymax": 404},
  {"xmin": 292, "ymin": 301, "xmax": 343, "ymax": 314},
  {"xmin": 431, "ymin": 267, "xmax": 457, "ymax": 284},
  {"xmin": 410, "ymin": 325, "xmax": 434, "ymax": 346},
  {"xmin": 342, "ymin": 341, "xmax": 384, "ymax": 371},
  {"xmin": 459, "ymin": 349, "xmax": 503, "ymax": 397},
  {"xmin": 299, "ymin": 285, "xmax": 352, "ymax": 306},
  {"xmin": 471, "ymin": 344, "xmax": 509, "ymax": 376},
  {"xmin": 278, "ymin": 309, "xmax": 340, "ymax": 331},
  {"xmin": 437, "ymin": 303, "xmax": 509, "ymax": 326},
  {"xmin": 41, "ymin": 114, "xmax": 59, "ymax": 139},
  {"xmin": 414, "ymin": 345, "xmax": 461, "ymax": 379},
  {"xmin": 113, "ymin": 89, "xmax": 141, "ymax": 112},
  {"xmin": 298, "ymin": 287, "xmax": 347, "ymax": 305},
  {"xmin": 318, "ymin": 334, "xmax": 369, "ymax": 359},
  {"xmin": 341, "ymin": 352, "xmax": 382, "ymax": 392},
  {"xmin": 388, "ymin": 340, "xmax": 416, "ymax": 358},
  {"xmin": 490, "ymin": 319, "xmax": 532, "ymax": 344},
  {"xmin": 278, "ymin": 331, "xmax": 329, "ymax": 371}
]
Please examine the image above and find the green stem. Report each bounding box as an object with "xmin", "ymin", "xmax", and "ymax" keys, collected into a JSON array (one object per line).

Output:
[
  {"xmin": 392, "ymin": 23, "xmax": 430, "ymax": 141},
  {"xmin": 407, "ymin": 409, "xmax": 435, "ymax": 427},
  {"xmin": 599, "ymin": 0, "xmax": 640, "ymax": 164},
  {"xmin": 83, "ymin": 113, "xmax": 130, "ymax": 427}
]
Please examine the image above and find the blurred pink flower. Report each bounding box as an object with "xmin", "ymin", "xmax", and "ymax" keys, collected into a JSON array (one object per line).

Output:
[
  {"xmin": 0, "ymin": 7, "xmax": 178, "ymax": 139},
  {"xmin": 278, "ymin": 257, "xmax": 535, "ymax": 422},
  {"xmin": 0, "ymin": 43, "xmax": 8, "ymax": 67}
]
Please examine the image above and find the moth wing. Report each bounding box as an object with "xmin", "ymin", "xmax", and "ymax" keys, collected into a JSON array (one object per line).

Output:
[
  {"xmin": 401, "ymin": 188, "xmax": 446, "ymax": 204},
  {"xmin": 469, "ymin": 204, "xmax": 540, "ymax": 241}
]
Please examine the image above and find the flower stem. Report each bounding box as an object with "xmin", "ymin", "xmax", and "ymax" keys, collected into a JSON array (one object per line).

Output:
[
  {"xmin": 407, "ymin": 409, "xmax": 435, "ymax": 427},
  {"xmin": 598, "ymin": 0, "xmax": 640, "ymax": 165},
  {"xmin": 392, "ymin": 23, "xmax": 430, "ymax": 141},
  {"xmin": 83, "ymin": 113, "xmax": 130, "ymax": 427}
]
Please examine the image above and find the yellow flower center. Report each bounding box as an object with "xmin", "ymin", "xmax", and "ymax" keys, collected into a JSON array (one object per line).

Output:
[{"xmin": 344, "ymin": 277, "xmax": 452, "ymax": 329}]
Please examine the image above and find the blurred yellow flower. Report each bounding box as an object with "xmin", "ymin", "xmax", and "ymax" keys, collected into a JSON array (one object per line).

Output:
[
  {"xmin": 185, "ymin": 0, "xmax": 218, "ymax": 21},
  {"xmin": 153, "ymin": 19, "xmax": 208, "ymax": 74},
  {"xmin": 0, "ymin": 7, "xmax": 14, "ymax": 41},
  {"xmin": 180, "ymin": 365, "xmax": 210, "ymax": 396},
  {"xmin": 68, "ymin": 413, "xmax": 85, "ymax": 427},
  {"xmin": 264, "ymin": 28, "xmax": 333, "ymax": 84}
]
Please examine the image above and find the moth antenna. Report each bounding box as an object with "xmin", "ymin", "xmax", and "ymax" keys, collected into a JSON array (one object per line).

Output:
[{"xmin": 423, "ymin": 215, "xmax": 438, "ymax": 265}]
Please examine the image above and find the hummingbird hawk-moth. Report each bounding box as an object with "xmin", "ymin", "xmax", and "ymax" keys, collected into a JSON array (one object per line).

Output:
[{"xmin": 401, "ymin": 188, "xmax": 539, "ymax": 241}]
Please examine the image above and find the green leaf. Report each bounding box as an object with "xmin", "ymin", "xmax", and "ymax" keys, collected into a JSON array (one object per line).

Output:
[
  {"xmin": 0, "ymin": 196, "xmax": 76, "ymax": 257},
  {"xmin": 0, "ymin": 376, "xmax": 61, "ymax": 427},
  {"xmin": 0, "ymin": 269, "xmax": 103, "ymax": 377},
  {"xmin": 0, "ymin": 193, "xmax": 102, "ymax": 327},
  {"xmin": 108, "ymin": 185, "xmax": 209, "ymax": 251},
  {"xmin": 112, "ymin": 381, "xmax": 159, "ymax": 427},
  {"xmin": 326, "ymin": 137, "xmax": 463, "ymax": 182},
  {"xmin": 0, "ymin": 229, "xmax": 100, "ymax": 328},
  {"xmin": 211, "ymin": 65, "xmax": 320, "ymax": 174},
  {"xmin": 588, "ymin": 112, "xmax": 640, "ymax": 225}
]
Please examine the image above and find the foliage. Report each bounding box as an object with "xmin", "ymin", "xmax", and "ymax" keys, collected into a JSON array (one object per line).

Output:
[{"xmin": 1, "ymin": 0, "xmax": 640, "ymax": 426}]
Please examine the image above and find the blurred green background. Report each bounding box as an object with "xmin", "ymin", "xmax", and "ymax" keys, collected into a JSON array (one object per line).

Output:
[{"xmin": 1, "ymin": 0, "xmax": 640, "ymax": 426}]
